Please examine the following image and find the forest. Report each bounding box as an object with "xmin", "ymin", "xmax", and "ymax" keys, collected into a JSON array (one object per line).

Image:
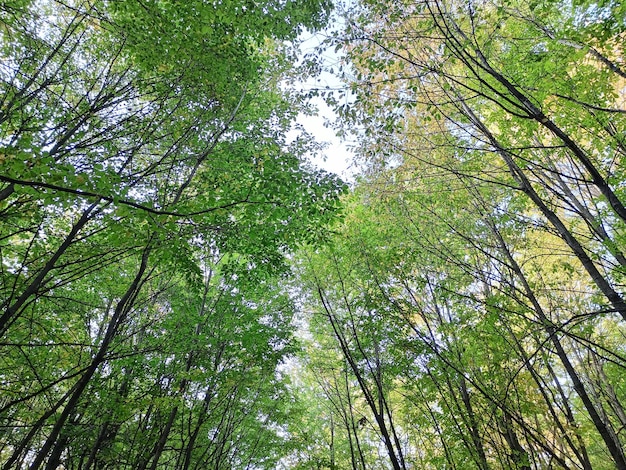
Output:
[{"xmin": 0, "ymin": 0, "xmax": 625, "ymax": 468}]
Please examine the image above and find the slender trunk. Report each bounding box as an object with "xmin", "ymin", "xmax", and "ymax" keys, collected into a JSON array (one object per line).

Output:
[
  {"xmin": 427, "ymin": 401, "xmax": 458, "ymax": 469},
  {"xmin": 181, "ymin": 345, "xmax": 225, "ymax": 470},
  {"xmin": 461, "ymin": 102, "xmax": 626, "ymax": 320},
  {"xmin": 181, "ymin": 414, "xmax": 205, "ymax": 470},
  {"xmin": 0, "ymin": 184, "xmax": 14, "ymax": 202},
  {"xmin": 428, "ymin": 289, "xmax": 489, "ymax": 469},
  {"xmin": 548, "ymin": 165, "xmax": 626, "ymax": 267},
  {"xmin": 44, "ymin": 433, "xmax": 69, "ymax": 470},
  {"xmin": 330, "ymin": 414, "xmax": 336, "ymax": 469},
  {"xmin": 0, "ymin": 202, "xmax": 100, "ymax": 337},
  {"xmin": 129, "ymin": 403, "xmax": 156, "ymax": 468},
  {"xmin": 488, "ymin": 220, "xmax": 626, "ymax": 469},
  {"xmin": 344, "ymin": 364, "xmax": 367, "ymax": 470},
  {"xmin": 436, "ymin": 7, "xmax": 626, "ymax": 224},
  {"xmin": 318, "ymin": 288, "xmax": 405, "ymax": 470},
  {"xmin": 1, "ymin": 389, "xmax": 74, "ymax": 470},
  {"xmin": 500, "ymin": 411, "xmax": 531, "ymax": 470},
  {"xmin": 83, "ymin": 372, "xmax": 134, "ymax": 470},
  {"xmin": 181, "ymin": 386, "xmax": 215, "ymax": 470},
  {"xmin": 591, "ymin": 354, "xmax": 626, "ymax": 430},
  {"xmin": 508, "ymin": 329, "xmax": 593, "ymax": 470},
  {"xmin": 84, "ymin": 422, "xmax": 112, "ymax": 470},
  {"xmin": 28, "ymin": 246, "xmax": 151, "ymax": 470},
  {"xmin": 143, "ymin": 406, "xmax": 178, "ymax": 470},
  {"xmin": 542, "ymin": 350, "xmax": 593, "ymax": 470},
  {"xmin": 458, "ymin": 376, "xmax": 490, "ymax": 470},
  {"xmin": 146, "ymin": 352, "xmax": 198, "ymax": 468}
]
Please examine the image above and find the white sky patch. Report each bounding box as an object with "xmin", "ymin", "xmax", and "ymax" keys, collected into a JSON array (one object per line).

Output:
[
  {"xmin": 297, "ymin": 97, "xmax": 354, "ymax": 179},
  {"xmin": 287, "ymin": 29, "xmax": 357, "ymax": 181}
]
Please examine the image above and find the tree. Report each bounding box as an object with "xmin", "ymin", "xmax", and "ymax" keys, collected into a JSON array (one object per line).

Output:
[
  {"xmin": 307, "ymin": 0, "xmax": 626, "ymax": 466},
  {"xmin": 0, "ymin": 1, "xmax": 345, "ymax": 468}
]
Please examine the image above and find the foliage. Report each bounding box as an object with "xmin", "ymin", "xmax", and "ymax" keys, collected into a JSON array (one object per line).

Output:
[
  {"xmin": 4, "ymin": 0, "xmax": 626, "ymax": 468},
  {"xmin": 0, "ymin": 1, "xmax": 344, "ymax": 468},
  {"xmin": 290, "ymin": 0, "xmax": 626, "ymax": 468}
]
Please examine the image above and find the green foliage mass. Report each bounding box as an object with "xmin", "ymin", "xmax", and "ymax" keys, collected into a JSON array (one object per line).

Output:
[
  {"xmin": 4, "ymin": 0, "xmax": 626, "ymax": 468},
  {"xmin": 0, "ymin": 0, "xmax": 345, "ymax": 468},
  {"xmin": 289, "ymin": 0, "xmax": 626, "ymax": 468}
]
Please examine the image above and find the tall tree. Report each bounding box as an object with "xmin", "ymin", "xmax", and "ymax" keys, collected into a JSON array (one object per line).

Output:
[
  {"xmin": 0, "ymin": 1, "xmax": 344, "ymax": 468},
  {"xmin": 306, "ymin": 0, "xmax": 626, "ymax": 466}
]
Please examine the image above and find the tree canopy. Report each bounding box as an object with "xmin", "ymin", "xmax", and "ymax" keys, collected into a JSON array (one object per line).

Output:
[{"xmin": 1, "ymin": 0, "xmax": 626, "ymax": 469}]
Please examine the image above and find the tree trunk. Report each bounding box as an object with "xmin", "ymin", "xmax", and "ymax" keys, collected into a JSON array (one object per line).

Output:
[{"xmin": 28, "ymin": 246, "xmax": 151, "ymax": 470}]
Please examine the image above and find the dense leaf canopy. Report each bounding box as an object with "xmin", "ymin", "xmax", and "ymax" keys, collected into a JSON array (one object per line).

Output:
[{"xmin": 2, "ymin": 0, "xmax": 626, "ymax": 469}]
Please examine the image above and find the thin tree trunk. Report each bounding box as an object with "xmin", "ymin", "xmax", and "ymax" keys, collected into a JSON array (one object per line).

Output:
[
  {"xmin": 458, "ymin": 376, "xmax": 490, "ymax": 470},
  {"xmin": 28, "ymin": 246, "xmax": 151, "ymax": 470},
  {"xmin": 0, "ymin": 184, "xmax": 14, "ymax": 202},
  {"xmin": 83, "ymin": 370, "xmax": 134, "ymax": 470},
  {"xmin": 591, "ymin": 354, "xmax": 626, "ymax": 430},
  {"xmin": 461, "ymin": 101, "xmax": 626, "ymax": 321},
  {"xmin": 318, "ymin": 288, "xmax": 405, "ymax": 470},
  {"xmin": 0, "ymin": 202, "xmax": 100, "ymax": 337},
  {"xmin": 344, "ymin": 363, "xmax": 367, "ymax": 470},
  {"xmin": 488, "ymin": 219, "xmax": 626, "ymax": 469},
  {"xmin": 433, "ymin": 5, "xmax": 626, "ymax": 224},
  {"xmin": 1, "ymin": 389, "xmax": 75, "ymax": 470}
]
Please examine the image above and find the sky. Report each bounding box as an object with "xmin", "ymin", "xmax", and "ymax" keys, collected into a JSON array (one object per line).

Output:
[
  {"xmin": 297, "ymin": 96, "xmax": 355, "ymax": 180},
  {"xmin": 288, "ymin": 29, "xmax": 357, "ymax": 181}
]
